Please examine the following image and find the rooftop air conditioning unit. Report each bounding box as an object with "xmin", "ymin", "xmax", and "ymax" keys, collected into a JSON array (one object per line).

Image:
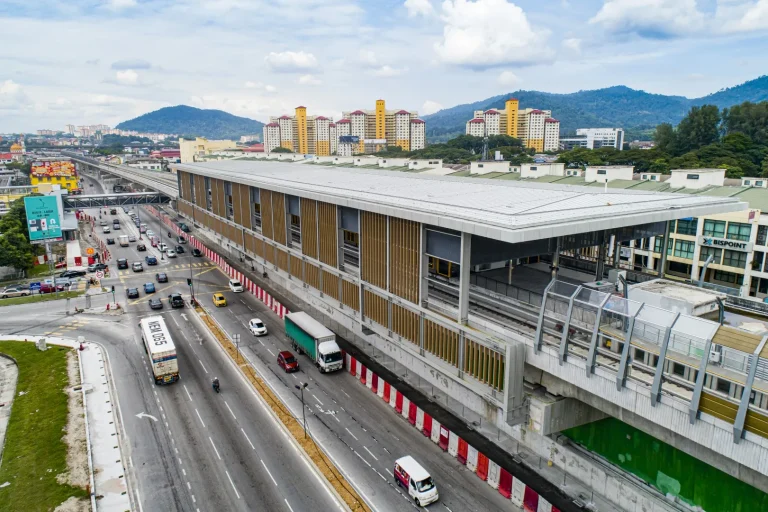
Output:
[{"xmin": 709, "ymin": 349, "xmax": 722, "ymax": 364}]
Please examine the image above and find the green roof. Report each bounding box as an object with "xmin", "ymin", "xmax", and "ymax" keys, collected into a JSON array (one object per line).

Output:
[
  {"xmin": 731, "ymin": 188, "xmax": 768, "ymax": 211},
  {"xmin": 469, "ymin": 171, "xmax": 507, "ymax": 179},
  {"xmin": 447, "ymin": 170, "xmax": 471, "ymax": 177},
  {"xmin": 493, "ymin": 173, "xmax": 522, "ymax": 180}
]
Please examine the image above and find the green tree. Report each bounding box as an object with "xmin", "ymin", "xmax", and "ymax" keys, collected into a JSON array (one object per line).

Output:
[
  {"xmin": 653, "ymin": 123, "xmax": 677, "ymax": 154},
  {"xmin": 761, "ymin": 156, "xmax": 768, "ymax": 178},
  {"xmin": 271, "ymin": 147, "xmax": 293, "ymax": 153},
  {"xmin": 675, "ymin": 105, "xmax": 721, "ymax": 154}
]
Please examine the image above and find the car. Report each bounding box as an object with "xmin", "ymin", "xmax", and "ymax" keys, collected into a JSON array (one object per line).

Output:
[
  {"xmin": 177, "ymin": 236, "xmax": 187, "ymax": 244},
  {"xmin": 145, "ymin": 256, "xmax": 158, "ymax": 265},
  {"xmin": 1, "ymin": 286, "xmax": 31, "ymax": 299},
  {"xmin": 140, "ymin": 224, "xmax": 147, "ymax": 233},
  {"xmin": 277, "ymin": 351, "xmax": 299, "ymax": 373},
  {"xmin": 106, "ymin": 238, "xmax": 115, "ymax": 245},
  {"xmin": 150, "ymin": 238, "xmax": 158, "ymax": 248},
  {"xmin": 110, "ymin": 208, "xmax": 117, "ymax": 215},
  {"xmin": 117, "ymin": 258, "xmax": 128, "ymax": 269},
  {"xmin": 192, "ymin": 248, "xmax": 202, "ymax": 257},
  {"xmin": 59, "ymin": 269, "xmax": 86, "ymax": 279},
  {"xmin": 128, "ymin": 235, "xmax": 137, "ymax": 242},
  {"xmin": 87, "ymin": 263, "xmax": 108, "ymax": 273},
  {"xmin": 112, "ymin": 223, "xmax": 120, "ymax": 230},
  {"xmin": 126, "ymin": 288, "xmax": 140, "ymax": 299},
  {"xmin": 102, "ymin": 226, "xmax": 111, "ymax": 233},
  {"xmin": 137, "ymin": 243, "xmax": 147, "ymax": 251},
  {"xmin": 149, "ymin": 298, "xmax": 163, "ymax": 310},
  {"xmin": 248, "ymin": 318, "xmax": 268, "ymax": 336},
  {"xmin": 147, "ymin": 230, "xmax": 155, "ymax": 238},
  {"xmin": 180, "ymin": 223, "xmax": 190, "ymax": 233},
  {"xmin": 168, "ymin": 293, "xmax": 184, "ymax": 308},
  {"xmin": 100, "ymin": 220, "xmax": 108, "ymax": 226},
  {"xmin": 212, "ymin": 293, "xmax": 227, "ymax": 307},
  {"xmin": 122, "ymin": 207, "xmax": 129, "ymax": 213},
  {"xmin": 166, "ymin": 249, "xmax": 176, "ymax": 258},
  {"xmin": 39, "ymin": 283, "xmax": 62, "ymax": 294},
  {"xmin": 158, "ymin": 242, "xmax": 168, "ymax": 252},
  {"xmin": 175, "ymin": 245, "xmax": 185, "ymax": 254},
  {"xmin": 132, "ymin": 262, "xmax": 144, "ymax": 272},
  {"xmin": 228, "ymin": 279, "xmax": 244, "ymax": 293},
  {"xmin": 144, "ymin": 282, "xmax": 156, "ymax": 293},
  {"xmin": 156, "ymin": 272, "xmax": 168, "ymax": 283}
]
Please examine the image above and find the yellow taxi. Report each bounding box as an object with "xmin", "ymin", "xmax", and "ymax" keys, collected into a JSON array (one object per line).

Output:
[{"xmin": 212, "ymin": 293, "xmax": 227, "ymax": 307}]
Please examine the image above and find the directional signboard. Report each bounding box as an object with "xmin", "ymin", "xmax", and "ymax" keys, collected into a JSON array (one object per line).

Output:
[{"xmin": 24, "ymin": 196, "xmax": 63, "ymax": 243}]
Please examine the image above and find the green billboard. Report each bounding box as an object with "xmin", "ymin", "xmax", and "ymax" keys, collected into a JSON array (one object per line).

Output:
[{"xmin": 24, "ymin": 196, "xmax": 62, "ymax": 243}]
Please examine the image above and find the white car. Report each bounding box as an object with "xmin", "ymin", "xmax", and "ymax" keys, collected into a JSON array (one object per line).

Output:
[
  {"xmin": 248, "ymin": 318, "xmax": 268, "ymax": 336},
  {"xmin": 229, "ymin": 279, "xmax": 244, "ymax": 293},
  {"xmin": 166, "ymin": 249, "xmax": 177, "ymax": 258},
  {"xmin": 147, "ymin": 230, "xmax": 154, "ymax": 238},
  {"xmin": 102, "ymin": 226, "xmax": 111, "ymax": 233},
  {"xmin": 158, "ymin": 242, "xmax": 167, "ymax": 251}
]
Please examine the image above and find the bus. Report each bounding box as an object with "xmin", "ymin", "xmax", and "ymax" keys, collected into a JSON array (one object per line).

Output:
[{"xmin": 139, "ymin": 316, "xmax": 179, "ymax": 385}]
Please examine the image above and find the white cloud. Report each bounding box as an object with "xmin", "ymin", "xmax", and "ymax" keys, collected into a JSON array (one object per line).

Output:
[
  {"xmin": 722, "ymin": 0, "xmax": 768, "ymax": 32},
  {"xmin": 0, "ymin": 80, "xmax": 32, "ymax": 110},
  {"xmin": 245, "ymin": 81, "xmax": 277, "ymax": 93},
  {"xmin": 264, "ymin": 51, "xmax": 318, "ymax": 72},
  {"xmin": 562, "ymin": 37, "xmax": 582, "ymax": 53},
  {"xmin": 106, "ymin": 0, "xmax": 137, "ymax": 10},
  {"xmin": 245, "ymin": 81, "xmax": 260, "ymax": 88},
  {"xmin": 265, "ymin": 85, "xmax": 277, "ymax": 93},
  {"xmin": 421, "ymin": 100, "xmax": 443, "ymax": 115},
  {"xmin": 405, "ymin": 0, "xmax": 434, "ymax": 17},
  {"xmin": 589, "ymin": 0, "xmax": 706, "ymax": 38},
  {"xmin": 497, "ymin": 70, "xmax": 521, "ymax": 87},
  {"xmin": 115, "ymin": 69, "xmax": 139, "ymax": 85},
  {"xmin": 358, "ymin": 49, "xmax": 379, "ymax": 67},
  {"xmin": 373, "ymin": 65, "xmax": 407, "ymax": 77},
  {"xmin": 434, "ymin": 0, "xmax": 553, "ymax": 68},
  {"xmin": 297, "ymin": 74, "xmax": 323, "ymax": 85}
]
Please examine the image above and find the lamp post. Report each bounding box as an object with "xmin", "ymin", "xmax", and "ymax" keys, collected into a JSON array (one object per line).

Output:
[{"xmin": 295, "ymin": 382, "xmax": 308, "ymax": 438}]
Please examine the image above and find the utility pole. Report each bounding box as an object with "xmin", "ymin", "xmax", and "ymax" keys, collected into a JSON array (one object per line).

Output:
[{"xmin": 295, "ymin": 382, "xmax": 309, "ymax": 438}]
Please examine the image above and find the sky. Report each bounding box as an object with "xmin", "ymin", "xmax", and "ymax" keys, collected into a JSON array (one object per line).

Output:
[{"xmin": 2, "ymin": 0, "xmax": 768, "ymax": 132}]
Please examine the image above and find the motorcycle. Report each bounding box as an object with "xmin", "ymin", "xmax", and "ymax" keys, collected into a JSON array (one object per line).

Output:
[{"xmin": 212, "ymin": 379, "xmax": 220, "ymax": 393}]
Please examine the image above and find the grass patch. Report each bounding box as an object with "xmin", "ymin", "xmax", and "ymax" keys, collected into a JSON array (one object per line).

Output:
[
  {"xmin": 0, "ymin": 341, "xmax": 88, "ymax": 511},
  {"xmin": 0, "ymin": 291, "xmax": 84, "ymax": 308},
  {"xmin": 27, "ymin": 264, "xmax": 56, "ymax": 279}
]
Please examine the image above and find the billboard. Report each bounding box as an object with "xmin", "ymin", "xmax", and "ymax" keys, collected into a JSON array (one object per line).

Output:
[
  {"xmin": 24, "ymin": 196, "xmax": 62, "ymax": 243},
  {"xmin": 31, "ymin": 160, "xmax": 76, "ymax": 177},
  {"xmin": 339, "ymin": 135, "xmax": 360, "ymax": 144}
]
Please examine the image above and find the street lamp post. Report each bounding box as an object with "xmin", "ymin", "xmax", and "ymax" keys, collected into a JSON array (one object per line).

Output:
[
  {"xmin": 295, "ymin": 382, "xmax": 309, "ymax": 438},
  {"xmin": 233, "ymin": 333, "xmax": 241, "ymax": 362}
]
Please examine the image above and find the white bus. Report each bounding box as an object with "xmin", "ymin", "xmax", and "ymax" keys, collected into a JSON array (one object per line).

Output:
[{"xmin": 139, "ymin": 316, "xmax": 179, "ymax": 385}]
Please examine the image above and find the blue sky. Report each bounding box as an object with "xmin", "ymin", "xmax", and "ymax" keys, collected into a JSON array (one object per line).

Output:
[{"xmin": 1, "ymin": 0, "xmax": 768, "ymax": 132}]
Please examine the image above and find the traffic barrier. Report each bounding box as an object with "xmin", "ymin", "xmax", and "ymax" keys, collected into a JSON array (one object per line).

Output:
[
  {"xmin": 448, "ymin": 431, "xmax": 459, "ymax": 457},
  {"xmin": 389, "ymin": 388, "xmax": 397, "ymax": 409},
  {"xmin": 499, "ymin": 467, "xmax": 513, "ymax": 498},
  {"xmin": 395, "ymin": 391, "xmax": 404, "ymax": 414},
  {"xmin": 383, "ymin": 381, "xmax": 391, "ymax": 403},
  {"xmin": 457, "ymin": 438, "xmax": 469, "ymax": 465},
  {"xmin": 476, "ymin": 452, "xmax": 489, "ymax": 481},
  {"xmin": 371, "ymin": 372, "xmax": 378, "ymax": 393},
  {"xmin": 430, "ymin": 419, "xmax": 441, "ymax": 445},
  {"xmin": 438, "ymin": 425, "xmax": 449, "ymax": 451},
  {"xmin": 414, "ymin": 406, "xmax": 422, "ymax": 429},
  {"xmin": 466, "ymin": 444, "xmax": 478, "ymax": 472},
  {"xmin": 487, "ymin": 460, "xmax": 500, "ymax": 489},
  {"xmin": 359, "ymin": 364, "xmax": 367, "ymax": 385},
  {"xmin": 422, "ymin": 412, "xmax": 432, "ymax": 437},
  {"xmin": 523, "ymin": 486, "xmax": 539, "ymax": 512},
  {"xmin": 349, "ymin": 357, "xmax": 357, "ymax": 376},
  {"xmin": 401, "ymin": 396, "xmax": 410, "ymax": 420},
  {"xmin": 365, "ymin": 368, "xmax": 373, "ymax": 390},
  {"xmin": 512, "ymin": 477, "xmax": 525, "ymax": 507},
  {"xmin": 377, "ymin": 377, "xmax": 385, "ymax": 399}
]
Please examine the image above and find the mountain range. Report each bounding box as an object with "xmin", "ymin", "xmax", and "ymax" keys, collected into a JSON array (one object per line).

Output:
[
  {"xmin": 423, "ymin": 75, "xmax": 768, "ymax": 142},
  {"xmin": 116, "ymin": 105, "xmax": 265, "ymax": 140}
]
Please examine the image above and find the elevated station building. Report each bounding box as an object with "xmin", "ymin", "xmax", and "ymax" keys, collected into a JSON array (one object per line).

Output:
[{"xmin": 171, "ymin": 160, "xmax": 768, "ymax": 510}]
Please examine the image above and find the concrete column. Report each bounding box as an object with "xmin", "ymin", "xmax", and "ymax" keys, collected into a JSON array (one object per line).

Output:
[
  {"xmin": 419, "ymin": 223, "xmax": 429, "ymax": 307},
  {"xmin": 613, "ymin": 235, "xmax": 620, "ymax": 269},
  {"xmin": 658, "ymin": 221, "xmax": 671, "ymax": 277},
  {"xmin": 504, "ymin": 342, "xmax": 527, "ymax": 426},
  {"xmin": 507, "ymin": 260, "xmax": 515, "ymax": 285},
  {"xmin": 551, "ymin": 236, "xmax": 562, "ymax": 280},
  {"xmin": 595, "ymin": 233, "xmax": 606, "ymax": 280},
  {"xmin": 458, "ymin": 232, "xmax": 472, "ymax": 325}
]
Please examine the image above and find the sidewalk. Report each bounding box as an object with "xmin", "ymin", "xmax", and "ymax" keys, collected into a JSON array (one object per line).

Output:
[
  {"xmin": 0, "ymin": 353, "xmax": 18, "ymax": 465},
  {"xmin": 0, "ymin": 335, "xmax": 132, "ymax": 511}
]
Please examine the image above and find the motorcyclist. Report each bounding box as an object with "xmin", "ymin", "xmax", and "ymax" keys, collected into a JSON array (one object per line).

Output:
[
  {"xmin": 212, "ymin": 377, "xmax": 220, "ymax": 392},
  {"xmin": 168, "ymin": 231, "xmax": 172, "ymax": 238}
]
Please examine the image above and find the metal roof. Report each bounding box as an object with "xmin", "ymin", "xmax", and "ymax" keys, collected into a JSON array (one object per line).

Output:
[{"xmin": 173, "ymin": 160, "xmax": 747, "ymax": 244}]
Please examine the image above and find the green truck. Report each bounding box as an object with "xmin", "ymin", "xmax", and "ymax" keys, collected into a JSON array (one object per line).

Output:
[{"xmin": 285, "ymin": 312, "xmax": 343, "ymax": 373}]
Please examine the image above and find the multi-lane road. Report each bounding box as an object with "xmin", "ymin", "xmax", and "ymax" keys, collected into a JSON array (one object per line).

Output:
[{"xmin": 0, "ymin": 172, "xmax": 522, "ymax": 511}]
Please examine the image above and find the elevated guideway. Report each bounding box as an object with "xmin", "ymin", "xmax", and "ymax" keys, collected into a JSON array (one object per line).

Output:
[{"xmin": 61, "ymin": 151, "xmax": 179, "ymax": 197}]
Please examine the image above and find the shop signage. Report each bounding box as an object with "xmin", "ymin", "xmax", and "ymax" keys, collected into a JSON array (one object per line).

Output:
[{"xmin": 699, "ymin": 237, "xmax": 753, "ymax": 253}]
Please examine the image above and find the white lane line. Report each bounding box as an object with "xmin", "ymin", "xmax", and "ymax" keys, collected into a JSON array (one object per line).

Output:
[
  {"xmin": 225, "ymin": 401, "xmax": 237, "ymax": 420},
  {"xmin": 195, "ymin": 409, "xmax": 206, "ymax": 428},
  {"xmin": 178, "ymin": 458, "xmax": 183, "ymax": 465},
  {"xmin": 345, "ymin": 427, "xmax": 359, "ymax": 441},
  {"xmin": 284, "ymin": 499, "xmax": 295, "ymax": 512},
  {"xmin": 363, "ymin": 446, "xmax": 379, "ymax": 461},
  {"xmin": 183, "ymin": 384, "xmax": 193, "ymax": 401},
  {"xmin": 342, "ymin": 390, "xmax": 350, "ymax": 398},
  {"xmin": 292, "ymin": 374, "xmax": 297, "ymax": 379},
  {"xmin": 241, "ymin": 428, "xmax": 255, "ymax": 450},
  {"xmin": 186, "ymin": 482, "xmax": 191, "ymax": 490},
  {"xmin": 225, "ymin": 470, "xmax": 241, "ymax": 499},
  {"xmin": 199, "ymin": 359, "xmax": 208, "ymax": 373},
  {"xmin": 313, "ymin": 394, "xmax": 323, "ymax": 406},
  {"xmin": 171, "ymin": 315, "xmax": 180, "ymax": 327},
  {"xmin": 353, "ymin": 450, "xmax": 372, "ymax": 468},
  {"xmin": 191, "ymin": 495, "xmax": 196, "ymax": 504},
  {"xmin": 209, "ymin": 437, "xmax": 222, "ymax": 460},
  {"xmin": 333, "ymin": 414, "xmax": 340, "ymax": 423},
  {"xmin": 258, "ymin": 339, "xmax": 265, "ymax": 346},
  {"xmin": 182, "ymin": 469, "xmax": 186, "ymax": 476},
  {"xmin": 260, "ymin": 459, "xmax": 278, "ymax": 486},
  {"xmin": 267, "ymin": 348, "xmax": 275, "ymax": 356}
]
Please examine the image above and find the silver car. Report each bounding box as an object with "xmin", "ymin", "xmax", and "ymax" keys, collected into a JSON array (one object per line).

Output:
[{"xmin": 1, "ymin": 286, "xmax": 31, "ymax": 299}]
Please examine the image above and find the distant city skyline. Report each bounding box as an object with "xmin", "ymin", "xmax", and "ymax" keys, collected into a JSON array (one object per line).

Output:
[{"xmin": 2, "ymin": 0, "xmax": 768, "ymax": 132}]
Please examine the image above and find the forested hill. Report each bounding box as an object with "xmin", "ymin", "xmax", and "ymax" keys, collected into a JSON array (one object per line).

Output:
[
  {"xmin": 116, "ymin": 105, "xmax": 264, "ymax": 139},
  {"xmin": 423, "ymin": 75, "xmax": 768, "ymax": 142}
]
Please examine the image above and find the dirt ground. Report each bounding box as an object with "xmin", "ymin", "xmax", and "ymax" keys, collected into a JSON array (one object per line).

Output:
[{"xmin": 54, "ymin": 351, "xmax": 90, "ymax": 512}]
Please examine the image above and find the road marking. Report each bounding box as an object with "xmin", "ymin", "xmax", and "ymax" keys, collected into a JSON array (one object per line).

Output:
[
  {"xmin": 209, "ymin": 437, "xmax": 221, "ymax": 460},
  {"xmin": 186, "ymin": 482, "xmax": 191, "ymax": 490},
  {"xmin": 225, "ymin": 470, "xmax": 241, "ymax": 499},
  {"xmin": 260, "ymin": 459, "xmax": 278, "ymax": 486},
  {"xmin": 170, "ymin": 315, "xmax": 180, "ymax": 327},
  {"xmin": 225, "ymin": 401, "xmax": 237, "ymax": 420},
  {"xmin": 199, "ymin": 359, "xmax": 208, "ymax": 373},
  {"xmin": 364, "ymin": 446, "xmax": 379, "ymax": 461},
  {"xmin": 183, "ymin": 384, "xmax": 193, "ymax": 401},
  {"xmin": 354, "ymin": 450, "xmax": 372, "ymax": 467},
  {"xmin": 342, "ymin": 390, "xmax": 351, "ymax": 398},
  {"xmin": 258, "ymin": 339, "xmax": 265, "ymax": 346},
  {"xmin": 191, "ymin": 495, "xmax": 195, "ymax": 504},
  {"xmin": 241, "ymin": 428, "xmax": 255, "ymax": 450},
  {"xmin": 178, "ymin": 458, "xmax": 183, "ymax": 465},
  {"xmin": 195, "ymin": 409, "xmax": 206, "ymax": 428},
  {"xmin": 345, "ymin": 427, "xmax": 359, "ymax": 441},
  {"xmin": 182, "ymin": 469, "xmax": 186, "ymax": 476},
  {"xmin": 313, "ymin": 394, "xmax": 323, "ymax": 406},
  {"xmin": 285, "ymin": 499, "xmax": 295, "ymax": 512},
  {"xmin": 267, "ymin": 348, "xmax": 275, "ymax": 356}
]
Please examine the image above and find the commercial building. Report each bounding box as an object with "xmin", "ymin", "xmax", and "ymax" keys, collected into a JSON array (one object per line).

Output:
[
  {"xmin": 465, "ymin": 99, "xmax": 559, "ymax": 152},
  {"xmin": 179, "ymin": 137, "xmax": 238, "ymax": 163},
  {"xmin": 559, "ymin": 128, "xmax": 624, "ymax": 151}
]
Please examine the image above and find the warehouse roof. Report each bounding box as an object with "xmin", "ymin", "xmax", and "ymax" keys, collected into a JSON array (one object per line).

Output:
[{"xmin": 173, "ymin": 160, "xmax": 746, "ymax": 244}]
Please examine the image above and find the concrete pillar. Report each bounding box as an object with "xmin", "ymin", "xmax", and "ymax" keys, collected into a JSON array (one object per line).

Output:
[
  {"xmin": 613, "ymin": 235, "xmax": 620, "ymax": 269},
  {"xmin": 507, "ymin": 260, "xmax": 515, "ymax": 285},
  {"xmin": 504, "ymin": 342, "xmax": 526, "ymax": 426},
  {"xmin": 458, "ymin": 232, "xmax": 471, "ymax": 325},
  {"xmin": 551, "ymin": 236, "xmax": 562, "ymax": 280},
  {"xmin": 419, "ymin": 223, "xmax": 429, "ymax": 307},
  {"xmin": 595, "ymin": 232, "xmax": 606, "ymax": 280},
  {"xmin": 659, "ymin": 221, "xmax": 671, "ymax": 277}
]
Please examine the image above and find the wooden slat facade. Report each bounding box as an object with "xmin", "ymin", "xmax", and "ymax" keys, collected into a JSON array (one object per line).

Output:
[
  {"xmin": 322, "ymin": 271, "xmax": 340, "ymax": 300},
  {"xmin": 261, "ymin": 190, "xmax": 274, "ymax": 240},
  {"xmin": 364, "ymin": 289, "xmax": 388, "ymax": 328},
  {"xmin": 361, "ymin": 211, "xmax": 387, "ymax": 289},
  {"xmin": 276, "ymin": 248, "xmax": 289, "ymax": 272},
  {"xmin": 305, "ymin": 262, "xmax": 320, "ymax": 290},
  {"xmin": 392, "ymin": 304, "xmax": 418, "ymax": 344},
  {"xmin": 290, "ymin": 254, "xmax": 303, "ymax": 278},
  {"xmin": 424, "ymin": 319, "xmax": 459, "ymax": 366},
  {"xmin": 177, "ymin": 171, "xmax": 188, "ymax": 201},
  {"xmin": 194, "ymin": 175, "xmax": 206, "ymax": 210},
  {"xmin": 745, "ymin": 409, "xmax": 768, "ymax": 438},
  {"xmin": 342, "ymin": 280, "xmax": 359, "ymax": 312},
  {"xmin": 272, "ymin": 192, "xmax": 287, "ymax": 246},
  {"xmin": 464, "ymin": 339, "xmax": 505, "ymax": 391},
  {"xmin": 699, "ymin": 391, "xmax": 738, "ymax": 423},
  {"xmin": 264, "ymin": 242, "xmax": 275, "ymax": 265},
  {"xmin": 300, "ymin": 198, "xmax": 319, "ymax": 259},
  {"xmin": 318, "ymin": 202, "xmax": 338, "ymax": 267},
  {"xmin": 389, "ymin": 218, "xmax": 420, "ymax": 304}
]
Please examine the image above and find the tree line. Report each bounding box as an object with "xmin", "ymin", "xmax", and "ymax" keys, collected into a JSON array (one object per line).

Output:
[{"xmin": 0, "ymin": 198, "xmax": 41, "ymax": 273}]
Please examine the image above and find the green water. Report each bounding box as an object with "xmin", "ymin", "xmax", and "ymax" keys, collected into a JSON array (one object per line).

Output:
[{"xmin": 562, "ymin": 418, "xmax": 768, "ymax": 511}]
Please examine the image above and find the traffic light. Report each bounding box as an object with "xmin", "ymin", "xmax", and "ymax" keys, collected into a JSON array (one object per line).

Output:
[
  {"xmin": 187, "ymin": 278, "xmax": 192, "ymax": 287},
  {"xmin": 111, "ymin": 285, "xmax": 115, "ymax": 293}
]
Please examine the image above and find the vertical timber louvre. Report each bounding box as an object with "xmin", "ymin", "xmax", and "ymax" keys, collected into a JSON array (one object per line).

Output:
[
  {"xmin": 392, "ymin": 304, "xmax": 419, "ymax": 344},
  {"xmin": 276, "ymin": 248, "xmax": 289, "ymax": 272},
  {"xmin": 364, "ymin": 289, "xmax": 388, "ymax": 327},
  {"xmin": 464, "ymin": 339, "xmax": 505, "ymax": 392},
  {"xmin": 301, "ymin": 198, "xmax": 319, "ymax": 259},
  {"xmin": 194, "ymin": 175, "xmax": 206, "ymax": 209},
  {"xmin": 290, "ymin": 254, "xmax": 302, "ymax": 278},
  {"xmin": 318, "ymin": 202, "xmax": 338, "ymax": 267},
  {"xmin": 305, "ymin": 262, "xmax": 320, "ymax": 290},
  {"xmin": 424, "ymin": 319, "xmax": 459, "ymax": 367},
  {"xmin": 361, "ymin": 212, "xmax": 387, "ymax": 289},
  {"xmin": 389, "ymin": 218, "xmax": 420, "ymax": 304},
  {"xmin": 322, "ymin": 271, "xmax": 340, "ymax": 300},
  {"xmin": 261, "ymin": 190, "xmax": 274, "ymax": 240},
  {"xmin": 272, "ymin": 192, "xmax": 287, "ymax": 246},
  {"xmin": 342, "ymin": 280, "xmax": 360, "ymax": 311}
]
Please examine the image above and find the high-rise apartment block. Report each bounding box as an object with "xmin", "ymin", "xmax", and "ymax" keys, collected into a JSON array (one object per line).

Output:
[
  {"xmin": 264, "ymin": 100, "xmax": 425, "ymax": 155},
  {"xmin": 464, "ymin": 98, "xmax": 560, "ymax": 152}
]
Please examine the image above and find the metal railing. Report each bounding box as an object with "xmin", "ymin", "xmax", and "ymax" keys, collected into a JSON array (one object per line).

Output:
[{"xmin": 469, "ymin": 273, "xmax": 545, "ymax": 308}]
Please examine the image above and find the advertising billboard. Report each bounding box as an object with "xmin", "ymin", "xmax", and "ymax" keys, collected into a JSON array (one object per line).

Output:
[
  {"xmin": 24, "ymin": 196, "xmax": 63, "ymax": 243},
  {"xmin": 339, "ymin": 135, "xmax": 360, "ymax": 144},
  {"xmin": 31, "ymin": 160, "xmax": 76, "ymax": 177}
]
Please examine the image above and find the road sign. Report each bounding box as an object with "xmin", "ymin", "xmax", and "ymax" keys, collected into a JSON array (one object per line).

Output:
[
  {"xmin": 24, "ymin": 196, "xmax": 63, "ymax": 243},
  {"xmin": 29, "ymin": 282, "xmax": 41, "ymax": 291},
  {"xmin": 95, "ymin": 271, "xmax": 104, "ymax": 279},
  {"xmin": 86, "ymin": 247, "xmax": 95, "ymax": 256}
]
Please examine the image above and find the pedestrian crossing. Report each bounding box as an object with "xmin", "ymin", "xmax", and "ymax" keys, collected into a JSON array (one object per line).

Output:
[{"xmin": 116, "ymin": 261, "xmax": 214, "ymax": 277}]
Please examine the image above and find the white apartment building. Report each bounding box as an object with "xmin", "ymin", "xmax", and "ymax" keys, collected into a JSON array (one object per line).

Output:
[
  {"xmin": 395, "ymin": 111, "xmax": 412, "ymax": 150},
  {"xmin": 466, "ymin": 105, "xmax": 559, "ymax": 152},
  {"xmin": 466, "ymin": 118, "xmax": 486, "ymax": 137},
  {"xmin": 341, "ymin": 100, "xmax": 425, "ymax": 153},
  {"xmin": 577, "ymin": 128, "xmax": 624, "ymax": 150},
  {"xmin": 329, "ymin": 123, "xmax": 337, "ymax": 155},
  {"xmin": 544, "ymin": 119, "xmax": 560, "ymax": 152},
  {"xmin": 410, "ymin": 119, "xmax": 425, "ymax": 151},
  {"xmin": 277, "ymin": 116, "xmax": 294, "ymax": 151},
  {"xmin": 263, "ymin": 123, "xmax": 281, "ymax": 152}
]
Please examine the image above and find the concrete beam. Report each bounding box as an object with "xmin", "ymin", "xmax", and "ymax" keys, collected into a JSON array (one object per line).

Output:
[
  {"xmin": 688, "ymin": 334, "xmax": 715, "ymax": 424},
  {"xmin": 458, "ymin": 232, "xmax": 471, "ymax": 325}
]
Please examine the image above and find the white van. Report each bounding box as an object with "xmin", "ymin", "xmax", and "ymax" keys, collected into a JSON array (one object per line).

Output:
[
  {"xmin": 229, "ymin": 279, "xmax": 244, "ymax": 293},
  {"xmin": 394, "ymin": 456, "xmax": 438, "ymax": 506}
]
